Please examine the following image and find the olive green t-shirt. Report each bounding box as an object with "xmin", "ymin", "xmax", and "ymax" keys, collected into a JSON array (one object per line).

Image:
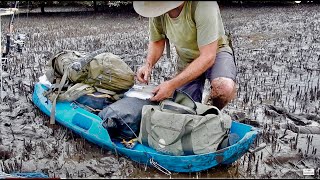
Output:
[{"xmin": 149, "ymin": 1, "xmax": 232, "ymax": 71}]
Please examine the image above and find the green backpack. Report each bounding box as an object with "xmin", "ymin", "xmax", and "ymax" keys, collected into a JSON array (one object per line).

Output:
[
  {"xmin": 138, "ymin": 91, "xmax": 232, "ymax": 156},
  {"xmin": 44, "ymin": 49, "xmax": 135, "ymax": 124},
  {"xmin": 45, "ymin": 49, "xmax": 134, "ymax": 93}
]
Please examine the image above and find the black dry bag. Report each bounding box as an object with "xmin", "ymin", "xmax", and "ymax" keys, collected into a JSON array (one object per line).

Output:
[{"xmin": 99, "ymin": 97, "xmax": 156, "ymax": 140}]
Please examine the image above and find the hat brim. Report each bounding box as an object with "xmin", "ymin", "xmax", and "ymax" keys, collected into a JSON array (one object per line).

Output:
[{"xmin": 133, "ymin": 1, "xmax": 184, "ymax": 18}]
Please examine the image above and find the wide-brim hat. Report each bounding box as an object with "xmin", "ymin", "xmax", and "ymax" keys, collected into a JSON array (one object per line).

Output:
[{"xmin": 133, "ymin": 1, "xmax": 184, "ymax": 18}]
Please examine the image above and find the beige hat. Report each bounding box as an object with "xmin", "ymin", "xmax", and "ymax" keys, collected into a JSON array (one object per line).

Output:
[{"xmin": 133, "ymin": 1, "xmax": 184, "ymax": 18}]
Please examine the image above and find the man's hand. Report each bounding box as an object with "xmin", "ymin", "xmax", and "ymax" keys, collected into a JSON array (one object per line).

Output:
[
  {"xmin": 136, "ymin": 39, "xmax": 166, "ymax": 84},
  {"xmin": 137, "ymin": 64, "xmax": 152, "ymax": 84},
  {"xmin": 151, "ymin": 80, "xmax": 176, "ymax": 102}
]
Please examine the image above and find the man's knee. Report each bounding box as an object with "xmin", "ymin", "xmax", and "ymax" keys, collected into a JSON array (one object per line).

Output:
[{"xmin": 210, "ymin": 77, "xmax": 237, "ymax": 109}]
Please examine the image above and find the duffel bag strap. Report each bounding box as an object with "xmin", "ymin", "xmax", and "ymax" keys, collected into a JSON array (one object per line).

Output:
[
  {"xmin": 160, "ymin": 90, "xmax": 197, "ymax": 114},
  {"xmin": 172, "ymin": 90, "xmax": 197, "ymax": 111},
  {"xmin": 149, "ymin": 117, "xmax": 195, "ymax": 155},
  {"xmin": 150, "ymin": 121, "xmax": 193, "ymax": 147},
  {"xmin": 194, "ymin": 102, "xmax": 221, "ymax": 116},
  {"xmin": 160, "ymin": 100, "xmax": 196, "ymax": 115}
]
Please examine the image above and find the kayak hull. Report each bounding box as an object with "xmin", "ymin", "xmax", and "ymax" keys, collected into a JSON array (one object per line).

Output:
[{"xmin": 32, "ymin": 83, "xmax": 258, "ymax": 173}]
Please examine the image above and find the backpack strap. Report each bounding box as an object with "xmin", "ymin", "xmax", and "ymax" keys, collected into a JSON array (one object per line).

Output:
[
  {"xmin": 191, "ymin": 1, "xmax": 198, "ymax": 24},
  {"xmin": 160, "ymin": 1, "xmax": 198, "ymax": 59},
  {"xmin": 159, "ymin": 16, "xmax": 170, "ymax": 59},
  {"xmin": 165, "ymin": 37, "xmax": 170, "ymax": 59},
  {"xmin": 71, "ymin": 48, "xmax": 107, "ymax": 71},
  {"xmin": 57, "ymin": 83, "xmax": 96, "ymax": 102},
  {"xmin": 45, "ymin": 50, "xmax": 67, "ymax": 83},
  {"xmin": 50, "ymin": 68, "xmax": 69, "ymax": 124}
]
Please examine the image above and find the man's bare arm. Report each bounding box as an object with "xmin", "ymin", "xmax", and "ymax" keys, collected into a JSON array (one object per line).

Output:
[
  {"xmin": 146, "ymin": 39, "xmax": 166, "ymax": 68},
  {"xmin": 137, "ymin": 39, "xmax": 165, "ymax": 83},
  {"xmin": 151, "ymin": 40, "xmax": 218, "ymax": 101},
  {"xmin": 170, "ymin": 40, "xmax": 218, "ymax": 88}
]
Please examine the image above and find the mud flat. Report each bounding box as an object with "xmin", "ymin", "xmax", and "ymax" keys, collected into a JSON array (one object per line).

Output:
[{"xmin": 0, "ymin": 4, "xmax": 319, "ymax": 178}]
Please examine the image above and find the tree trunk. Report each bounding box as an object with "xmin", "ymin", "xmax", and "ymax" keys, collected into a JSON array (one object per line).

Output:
[
  {"xmin": 41, "ymin": 2, "xmax": 45, "ymax": 14},
  {"xmin": 93, "ymin": 0, "xmax": 98, "ymax": 12}
]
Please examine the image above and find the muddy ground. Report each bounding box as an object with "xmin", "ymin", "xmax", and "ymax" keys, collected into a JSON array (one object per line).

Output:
[{"xmin": 0, "ymin": 4, "xmax": 320, "ymax": 179}]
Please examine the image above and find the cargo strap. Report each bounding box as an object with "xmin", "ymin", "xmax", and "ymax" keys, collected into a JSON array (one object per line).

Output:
[
  {"xmin": 50, "ymin": 68, "xmax": 69, "ymax": 124},
  {"xmin": 72, "ymin": 101, "xmax": 102, "ymax": 113}
]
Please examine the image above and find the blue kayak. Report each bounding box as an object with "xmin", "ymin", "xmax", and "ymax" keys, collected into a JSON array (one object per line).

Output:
[{"xmin": 32, "ymin": 83, "xmax": 258, "ymax": 173}]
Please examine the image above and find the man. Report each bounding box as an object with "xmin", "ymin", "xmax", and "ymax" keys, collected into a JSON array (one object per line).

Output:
[{"xmin": 133, "ymin": 1, "xmax": 237, "ymax": 110}]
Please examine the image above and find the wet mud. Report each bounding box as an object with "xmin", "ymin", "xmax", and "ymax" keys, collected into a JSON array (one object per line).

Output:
[{"xmin": 0, "ymin": 4, "xmax": 320, "ymax": 178}]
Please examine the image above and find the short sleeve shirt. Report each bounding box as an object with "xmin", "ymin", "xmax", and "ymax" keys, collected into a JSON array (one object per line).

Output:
[{"xmin": 149, "ymin": 1, "xmax": 232, "ymax": 71}]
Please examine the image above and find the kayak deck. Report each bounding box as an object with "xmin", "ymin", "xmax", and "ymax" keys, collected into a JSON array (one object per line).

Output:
[{"xmin": 32, "ymin": 83, "xmax": 258, "ymax": 172}]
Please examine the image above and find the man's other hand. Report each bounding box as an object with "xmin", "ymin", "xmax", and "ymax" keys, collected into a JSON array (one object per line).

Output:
[{"xmin": 151, "ymin": 81, "xmax": 175, "ymax": 102}]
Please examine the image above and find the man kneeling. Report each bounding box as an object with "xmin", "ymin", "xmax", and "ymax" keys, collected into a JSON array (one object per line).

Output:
[{"xmin": 134, "ymin": 1, "xmax": 237, "ymax": 109}]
